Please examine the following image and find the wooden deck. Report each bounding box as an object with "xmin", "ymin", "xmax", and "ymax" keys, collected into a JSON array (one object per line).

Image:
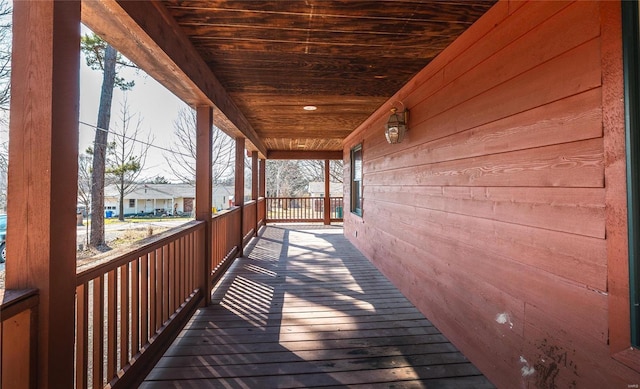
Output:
[{"xmin": 141, "ymin": 225, "xmax": 494, "ymax": 388}]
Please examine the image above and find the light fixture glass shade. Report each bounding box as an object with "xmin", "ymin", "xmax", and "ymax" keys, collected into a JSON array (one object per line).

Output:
[{"xmin": 385, "ymin": 109, "xmax": 408, "ymax": 144}]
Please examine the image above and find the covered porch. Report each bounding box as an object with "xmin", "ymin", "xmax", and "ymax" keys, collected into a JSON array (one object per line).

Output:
[
  {"xmin": 142, "ymin": 224, "xmax": 492, "ymax": 388},
  {"xmin": 3, "ymin": 1, "xmax": 640, "ymax": 388}
]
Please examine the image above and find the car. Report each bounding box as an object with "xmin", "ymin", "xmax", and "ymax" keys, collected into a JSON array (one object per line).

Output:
[{"xmin": 0, "ymin": 214, "xmax": 6, "ymax": 263}]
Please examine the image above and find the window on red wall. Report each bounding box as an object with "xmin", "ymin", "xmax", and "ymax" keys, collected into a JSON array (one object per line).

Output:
[
  {"xmin": 350, "ymin": 144, "xmax": 362, "ymax": 216},
  {"xmin": 623, "ymin": 0, "xmax": 640, "ymax": 348}
]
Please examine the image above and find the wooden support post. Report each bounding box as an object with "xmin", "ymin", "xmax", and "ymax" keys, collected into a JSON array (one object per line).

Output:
[
  {"xmin": 251, "ymin": 152, "xmax": 259, "ymax": 200},
  {"xmin": 251, "ymin": 151, "xmax": 258, "ymax": 235},
  {"xmin": 324, "ymin": 160, "xmax": 331, "ymax": 225},
  {"xmin": 5, "ymin": 2, "xmax": 81, "ymax": 388},
  {"xmin": 259, "ymin": 158, "xmax": 266, "ymax": 199},
  {"xmin": 195, "ymin": 106, "xmax": 213, "ymax": 305},
  {"xmin": 235, "ymin": 138, "xmax": 245, "ymax": 256}
]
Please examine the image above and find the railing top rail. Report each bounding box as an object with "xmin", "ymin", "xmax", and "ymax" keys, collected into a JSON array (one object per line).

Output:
[
  {"xmin": 243, "ymin": 200, "xmax": 257, "ymax": 206},
  {"xmin": 76, "ymin": 220, "xmax": 205, "ymax": 285},
  {"xmin": 267, "ymin": 196, "xmax": 325, "ymax": 200},
  {"xmin": 213, "ymin": 206, "xmax": 241, "ymax": 218},
  {"xmin": 266, "ymin": 196, "xmax": 343, "ymax": 199},
  {"xmin": 0, "ymin": 288, "xmax": 39, "ymax": 321}
]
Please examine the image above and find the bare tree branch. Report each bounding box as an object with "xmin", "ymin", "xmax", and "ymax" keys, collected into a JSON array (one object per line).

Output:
[
  {"xmin": 106, "ymin": 95, "xmax": 153, "ymax": 221},
  {"xmin": 164, "ymin": 107, "xmax": 234, "ymax": 185}
]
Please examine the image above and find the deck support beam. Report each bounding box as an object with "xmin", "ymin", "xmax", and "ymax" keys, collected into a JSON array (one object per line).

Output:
[
  {"xmin": 195, "ymin": 106, "xmax": 213, "ymax": 304},
  {"xmin": 5, "ymin": 1, "xmax": 81, "ymax": 387},
  {"xmin": 251, "ymin": 151, "xmax": 259, "ymax": 201},
  {"xmin": 324, "ymin": 160, "xmax": 331, "ymax": 225},
  {"xmin": 235, "ymin": 138, "xmax": 245, "ymax": 256},
  {"xmin": 259, "ymin": 158, "xmax": 266, "ymax": 199},
  {"xmin": 251, "ymin": 151, "xmax": 259, "ymax": 235}
]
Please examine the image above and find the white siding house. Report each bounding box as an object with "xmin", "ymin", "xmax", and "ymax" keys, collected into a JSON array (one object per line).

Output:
[{"xmin": 103, "ymin": 183, "xmax": 237, "ymax": 217}]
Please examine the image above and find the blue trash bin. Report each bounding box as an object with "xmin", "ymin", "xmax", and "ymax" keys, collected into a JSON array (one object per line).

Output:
[{"xmin": 105, "ymin": 210, "xmax": 113, "ymax": 218}]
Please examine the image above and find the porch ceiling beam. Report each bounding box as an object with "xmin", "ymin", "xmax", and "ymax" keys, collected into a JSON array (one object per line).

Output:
[
  {"xmin": 267, "ymin": 150, "xmax": 344, "ymax": 160},
  {"xmin": 81, "ymin": 0, "xmax": 268, "ymax": 157}
]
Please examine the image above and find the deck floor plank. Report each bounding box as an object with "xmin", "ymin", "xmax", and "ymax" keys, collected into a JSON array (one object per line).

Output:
[{"xmin": 142, "ymin": 225, "xmax": 494, "ymax": 388}]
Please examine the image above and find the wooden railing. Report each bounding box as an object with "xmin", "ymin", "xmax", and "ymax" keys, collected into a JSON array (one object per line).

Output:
[
  {"xmin": 242, "ymin": 200, "xmax": 257, "ymax": 244},
  {"xmin": 2, "ymin": 204, "xmax": 258, "ymax": 388},
  {"xmin": 74, "ymin": 221, "xmax": 206, "ymax": 389},
  {"xmin": 329, "ymin": 197, "xmax": 345, "ymax": 221},
  {"xmin": 210, "ymin": 207, "xmax": 242, "ymax": 285},
  {"xmin": 1, "ymin": 288, "xmax": 39, "ymax": 389},
  {"xmin": 257, "ymin": 197, "xmax": 266, "ymax": 228},
  {"xmin": 266, "ymin": 197, "xmax": 344, "ymax": 222}
]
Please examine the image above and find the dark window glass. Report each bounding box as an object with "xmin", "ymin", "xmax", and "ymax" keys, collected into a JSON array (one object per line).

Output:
[{"xmin": 350, "ymin": 144, "xmax": 362, "ymax": 216}]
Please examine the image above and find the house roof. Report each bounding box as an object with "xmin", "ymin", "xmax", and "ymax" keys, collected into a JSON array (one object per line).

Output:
[
  {"xmin": 104, "ymin": 183, "xmax": 237, "ymax": 200},
  {"xmin": 81, "ymin": 1, "xmax": 496, "ymax": 159},
  {"xmin": 105, "ymin": 183, "xmax": 195, "ymax": 199}
]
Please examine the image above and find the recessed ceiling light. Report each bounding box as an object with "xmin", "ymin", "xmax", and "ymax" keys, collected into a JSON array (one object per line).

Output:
[{"xmin": 303, "ymin": 105, "xmax": 317, "ymax": 111}]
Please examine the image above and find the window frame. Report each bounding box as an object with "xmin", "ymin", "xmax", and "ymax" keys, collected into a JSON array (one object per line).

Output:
[
  {"xmin": 350, "ymin": 144, "xmax": 363, "ymax": 217},
  {"xmin": 128, "ymin": 199, "xmax": 135, "ymax": 208},
  {"xmin": 624, "ymin": 0, "xmax": 640, "ymax": 349}
]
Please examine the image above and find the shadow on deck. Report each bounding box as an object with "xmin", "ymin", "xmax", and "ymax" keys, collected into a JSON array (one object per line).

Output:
[{"xmin": 142, "ymin": 224, "xmax": 494, "ymax": 388}]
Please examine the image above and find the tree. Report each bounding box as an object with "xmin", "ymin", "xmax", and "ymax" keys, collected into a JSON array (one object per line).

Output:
[
  {"xmin": 106, "ymin": 97, "xmax": 152, "ymax": 221},
  {"xmin": 82, "ymin": 33, "xmax": 136, "ymax": 247},
  {"xmin": 146, "ymin": 176, "xmax": 170, "ymax": 184},
  {"xmin": 0, "ymin": 1, "xmax": 12, "ymax": 211},
  {"xmin": 265, "ymin": 159, "xmax": 343, "ymax": 199},
  {"xmin": 297, "ymin": 160, "xmax": 344, "ymax": 184},
  {"xmin": 266, "ymin": 160, "xmax": 308, "ymax": 198},
  {"xmin": 164, "ymin": 107, "xmax": 234, "ymax": 185},
  {"xmin": 77, "ymin": 153, "xmax": 93, "ymax": 246},
  {"xmin": 0, "ymin": 0, "xmax": 11, "ymax": 115},
  {"xmin": 77, "ymin": 153, "xmax": 93, "ymax": 215}
]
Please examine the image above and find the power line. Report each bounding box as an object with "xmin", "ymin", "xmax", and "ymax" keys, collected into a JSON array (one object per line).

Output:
[{"xmin": 79, "ymin": 120, "xmax": 193, "ymax": 159}]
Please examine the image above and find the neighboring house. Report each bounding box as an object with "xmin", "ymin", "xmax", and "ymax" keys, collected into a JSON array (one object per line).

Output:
[
  {"xmin": 104, "ymin": 183, "xmax": 195, "ymax": 216},
  {"xmin": 213, "ymin": 185, "xmax": 235, "ymax": 212},
  {"xmin": 103, "ymin": 183, "xmax": 237, "ymax": 217},
  {"xmin": 307, "ymin": 182, "xmax": 343, "ymax": 197}
]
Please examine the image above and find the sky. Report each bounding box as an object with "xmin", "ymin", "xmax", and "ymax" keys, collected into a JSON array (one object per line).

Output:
[{"xmin": 78, "ymin": 27, "xmax": 190, "ymax": 181}]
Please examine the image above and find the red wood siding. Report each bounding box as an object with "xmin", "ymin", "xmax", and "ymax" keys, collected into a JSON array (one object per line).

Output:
[{"xmin": 343, "ymin": 1, "xmax": 640, "ymax": 387}]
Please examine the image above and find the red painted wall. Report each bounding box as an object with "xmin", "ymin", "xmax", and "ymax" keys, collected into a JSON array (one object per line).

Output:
[{"xmin": 343, "ymin": 1, "xmax": 640, "ymax": 387}]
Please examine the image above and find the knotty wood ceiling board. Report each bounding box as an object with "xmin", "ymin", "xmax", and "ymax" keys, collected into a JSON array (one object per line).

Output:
[{"xmin": 163, "ymin": 0, "xmax": 496, "ymax": 153}]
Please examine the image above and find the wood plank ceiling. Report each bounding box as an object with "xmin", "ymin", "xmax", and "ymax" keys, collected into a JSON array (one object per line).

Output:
[{"xmin": 160, "ymin": 1, "xmax": 495, "ymax": 156}]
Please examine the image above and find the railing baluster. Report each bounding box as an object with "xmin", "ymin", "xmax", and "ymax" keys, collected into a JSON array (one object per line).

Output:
[
  {"xmin": 169, "ymin": 241, "xmax": 176, "ymax": 314},
  {"xmin": 182, "ymin": 236, "xmax": 187, "ymax": 299},
  {"xmin": 133, "ymin": 257, "xmax": 141, "ymax": 356},
  {"xmin": 76, "ymin": 283, "xmax": 89, "ymax": 389},
  {"xmin": 148, "ymin": 249, "xmax": 156, "ymax": 339},
  {"xmin": 189, "ymin": 232, "xmax": 194, "ymax": 292},
  {"xmin": 162, "ymin": 245, "xmax": 169, "ymax": 324},
  {"xmin": 180, "ymin": 236, "xmax": 186, "ymax": 301},
  {"xmin": 107, "ymin": 269, "xmax": 117, "ymax": 381},
  {"xmin": 92, "ymin": 276, "xmax": 104, "ymax": 389},
  {"xmin": 119, "ymin": 263, "xmax": 130, "ymax": 369},
  {"xmin": 175, "ymin": 238, "xmax": 181, "ymax": 304}
]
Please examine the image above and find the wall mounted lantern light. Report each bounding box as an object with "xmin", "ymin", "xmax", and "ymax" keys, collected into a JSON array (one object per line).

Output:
[{"xmin": 385, "ymin": 105, "xmax": 408, "ymax": 144}]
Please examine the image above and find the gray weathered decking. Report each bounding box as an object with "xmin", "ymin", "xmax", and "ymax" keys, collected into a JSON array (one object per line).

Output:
[{"xmin": 141, "ymin": 225, "xmax": 494, "ymax": 388}]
